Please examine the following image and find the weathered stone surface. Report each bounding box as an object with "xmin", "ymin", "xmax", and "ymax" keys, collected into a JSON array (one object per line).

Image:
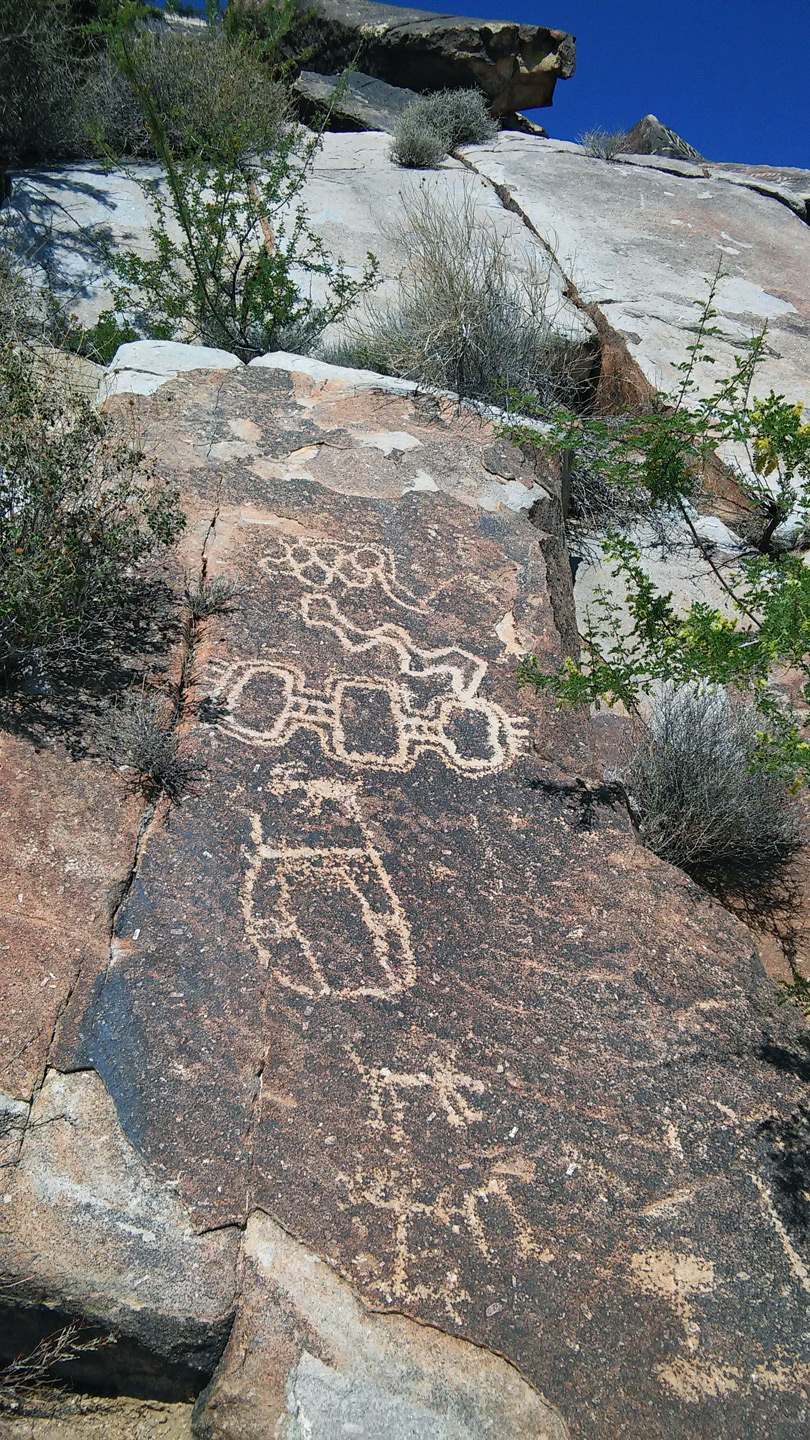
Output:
[
  {"xmin": 292, "ymin": 69, "xmax": 422, "ymax": 133},
  {"xmin": 623, "ymin": 114, "xmax": 705, "ymax": 163},
  {"xmin": 101, "ymin": 340, "xmax": 244, "ymax": 399},
  {"xmin": 463, "ymin": 132, "xmax": 810, "ymax": 412},
  {"xmin": 195, "ymin": 1211, "xmax": 567, "ymax": 1439},
  {"xmin": 0, "ymin": 734, "xmax": 142, "ymax": 1101},
  {"xmin": 7, "ymin": 360, "xmax": 799, "ymax": 1437},
  {"xmin": 253, "ymin": 0, "xmax": 575, "ymax": 115},
  {"xmin": 708, "ymin": 160, "xmax": 810, "ymax": 225},
  {"xmin": 6, "ymin": 137, "xmax": 594, "ymax": 354},
  {"xmin": 0, "ymin": 1070, "xmax": 239, "ymax": 1395}
]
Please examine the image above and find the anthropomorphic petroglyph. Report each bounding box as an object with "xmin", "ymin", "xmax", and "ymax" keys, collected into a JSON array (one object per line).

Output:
[
  {"xmin": 337, "ymin": 1157, "xmax": 539, "ymax": 1319},
  {"xmin": 346, "ymin": 1046, "xmax": 486, "ymax": 1141},
  {"xmin": 241, "ymin": 775, "xmax": 416, "ymax": 1000}
]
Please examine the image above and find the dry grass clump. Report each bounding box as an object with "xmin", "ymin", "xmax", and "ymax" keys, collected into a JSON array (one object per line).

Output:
[
  {"xmin": 183, "ymin": 571, "xmax": 242, "ymax": 620},
  {"xmin": 0, "ymin": 1322, "xmax": 112, "ymax": 1408},
  {"xmin": 326, "ymin": 185, "xmax": 580, "ymax": 409},
  {"xmin": 617, "ymin": 686, "xmax": 803, "ymax": 900},
  {"xmin": 98, "ymin": 691, "xmax": 201, "ymax": 800},
  {"xmin": 579, "ymin": 127, "xmax": 629, "ymax": 161},
  {"xmin": 390, "ymin": 89, "xmax": 497, "ymax": 169}
]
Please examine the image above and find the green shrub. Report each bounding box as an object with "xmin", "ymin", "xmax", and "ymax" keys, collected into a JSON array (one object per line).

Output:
[
  {"xmin": 579, "ymin": 127, "xmax": 629, "ymax": 161},
  {"xmin": 390, "ymin": 88, "xmax": 497, "ymax": 169},
  {"xmin": 0, "ymin": 339, "xmax": 185, "ymax": 686},
  {"xmin": 514, "ymin": 278, "xmax": 810, "ymax": 793},
  {"xmin": 616, "ymin": 687, "xmax": 802, "ymax": 900},
  {"xmin": 327, "ymin": 185, "xmax": 579, "ymax": 409},
  {"xmin": 78, "ymin": 20, "xmax": 289, "ymax": 162},
  {"xmin": 102, "ymin": 25, "xmax": 379, "ymax": 362}
]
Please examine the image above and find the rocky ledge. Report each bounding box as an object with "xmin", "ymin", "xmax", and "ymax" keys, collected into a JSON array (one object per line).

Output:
[{"xmin": 276, "ymin": 0, "xmax": 576, "ymax": 115}]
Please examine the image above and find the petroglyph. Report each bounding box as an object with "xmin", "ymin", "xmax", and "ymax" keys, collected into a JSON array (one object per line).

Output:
[
  {"xmin": 216, "ymin": 598, "xmax": 528, "ymax": 774},
  {"xmin": 241, "ymin": 783, "xmax": 416, "ymax": 999},
  {"xmin": 346, "ymin": 1046, "xmax": 486, "ymax": 1141},
  {"xmin": 338, "ymin": 1159, "xmax": 538, "ymax": 1319},
  {"xmin": 261, "ymin": 536, "xmax": 428, "ymax": 612},
  {"xmin": 629, "ymin": 1248, "xmax": 715, "ymax": 1356}
]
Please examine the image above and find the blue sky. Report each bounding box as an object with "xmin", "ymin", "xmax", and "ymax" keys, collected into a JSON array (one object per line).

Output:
[{"xmin": 173, "ymin": 0, "xmax": 809, "ymax": 167}]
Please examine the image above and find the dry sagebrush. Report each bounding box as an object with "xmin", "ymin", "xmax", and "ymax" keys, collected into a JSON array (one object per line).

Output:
[
  {"xmin": 327, "ymin": 185, "xmax": 580, "ymax": 409},
  {"xmin": 617, "ymin": 686, "xmax": 803, "ymax": 901}
]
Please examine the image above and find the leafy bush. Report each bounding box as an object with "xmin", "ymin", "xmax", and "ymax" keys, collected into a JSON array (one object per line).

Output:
[
  {"xmin": 0, "ymin": 339, "xmax": 185, "ymax": 686},
  {"xmin": 515, "ymin": 279, "xmax": 810, "ymax": 792},
  {"xmin": 391, "ymin": 89, "xmax": 497, "ymax": 169},
  {"xmin": 78, "ymin": 20, "xmax": 289, "ymax": 161},
  {"xmin": 328, "ymin": 185, "xmax": 579, "ymax": 409},
  {"xmin": 616, "ymin": 687, "xmax": 802, "ymax": 898},
  {"xmin": 98, "ymin": 690, "xmax": 199, "ymax": 799},
  {"xmin": 579, "ymin": 127, "xmax": 629, "ymax": 161},
  {"xmin": 0, "ymin": 0, "xmax": 86, "ymax": 165},
  {"xmin": 100, "ymin": 23, "xmax": 378, "ymax": 361}
]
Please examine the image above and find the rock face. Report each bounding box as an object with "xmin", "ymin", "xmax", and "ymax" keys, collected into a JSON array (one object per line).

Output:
[
  {"xmin": 195, "ymin": 1212, "xmax": 567, "ymax": 1440},
  {"xmin": 292, "ymin": 70, "xmax": 422, "ymax": 133},
  {"xmin": 462, "ymin": 133, "xmax": 810, "ymax": 412},
  {"xmin": 2, "ymin": 353, "xmax": 810, "ymax": 1437},
  {"xmin": 5, "ymin": 116, "xmax": 810, "ymax": 1437},
  {"xmin": 624, "ymin": 114, "xmax": 705, "ymax": 163},
  {"xmin": 280, "ymin": 0, "xmax": 576, "ymax": 115}
]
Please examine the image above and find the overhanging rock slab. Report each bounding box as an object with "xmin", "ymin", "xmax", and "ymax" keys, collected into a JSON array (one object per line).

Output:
[{"xmin": 21, "ymin": 361, "xmax": 808, "ymax": 1437}]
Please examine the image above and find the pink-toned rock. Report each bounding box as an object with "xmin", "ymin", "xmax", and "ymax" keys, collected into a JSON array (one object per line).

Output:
[{"xmin": 0, "ymin": 734, "xmax": 142, "ymax": 1100}]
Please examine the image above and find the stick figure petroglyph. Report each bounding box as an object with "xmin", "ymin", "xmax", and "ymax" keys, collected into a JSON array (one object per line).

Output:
[
  {"xmin": 337, "ymin": 1159, "xmax": 539, "ymax": 1318},
  {"xmin": 215, "ymin": 595, "xmax": 528, "ymax": 774},
  {"xmin": 346, "ymin": 1047, "xmax": 486, "ymax": 1141},
  {"xmin": 261, "ymin": 536, "xmax": 428, "ymax": 612}
]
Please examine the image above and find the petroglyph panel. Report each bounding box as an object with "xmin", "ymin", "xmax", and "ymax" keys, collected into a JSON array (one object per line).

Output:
[
  {"xmin": 260, "ymin": 535, "xmax": 428, "ymax": 612},
  {"xmin": 215, "ymin": 598, "xmax": 528, "ymax": 774}
]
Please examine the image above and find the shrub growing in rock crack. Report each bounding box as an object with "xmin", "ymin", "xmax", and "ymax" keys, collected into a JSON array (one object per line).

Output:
[
  {"xmin": 184, "ymin": 571, "xmax": 242, "ymax": 620},
  {"xmin": 390, "ymin": 89, "xmax": 497, "ymax": 169},
  {"xmin": 614, "ymin": 686, "xmax": 802, "ymax": 902},
  {"xmin": 98, "ymin": 691, "xmax": 201, "ymax": 801},
  {"xmin": 579, "ymin": 128, "xmax": 629, "ymax": 161},
  {"xmin": 325, "ymin": 184, "xmax": 580, "ymax": 409}
]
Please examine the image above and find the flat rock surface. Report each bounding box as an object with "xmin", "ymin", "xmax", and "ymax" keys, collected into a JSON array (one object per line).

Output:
[
  {"xmin": 5, "ymin": 137, "xmax": 593, "ymax": 351},
  {"xmin": 464, "ymin": 132, "xmax": 810, "ymax": 409},
  {"xmin": 10, "ymin": 363, "xmax": 802, "ymax": 1437}
]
